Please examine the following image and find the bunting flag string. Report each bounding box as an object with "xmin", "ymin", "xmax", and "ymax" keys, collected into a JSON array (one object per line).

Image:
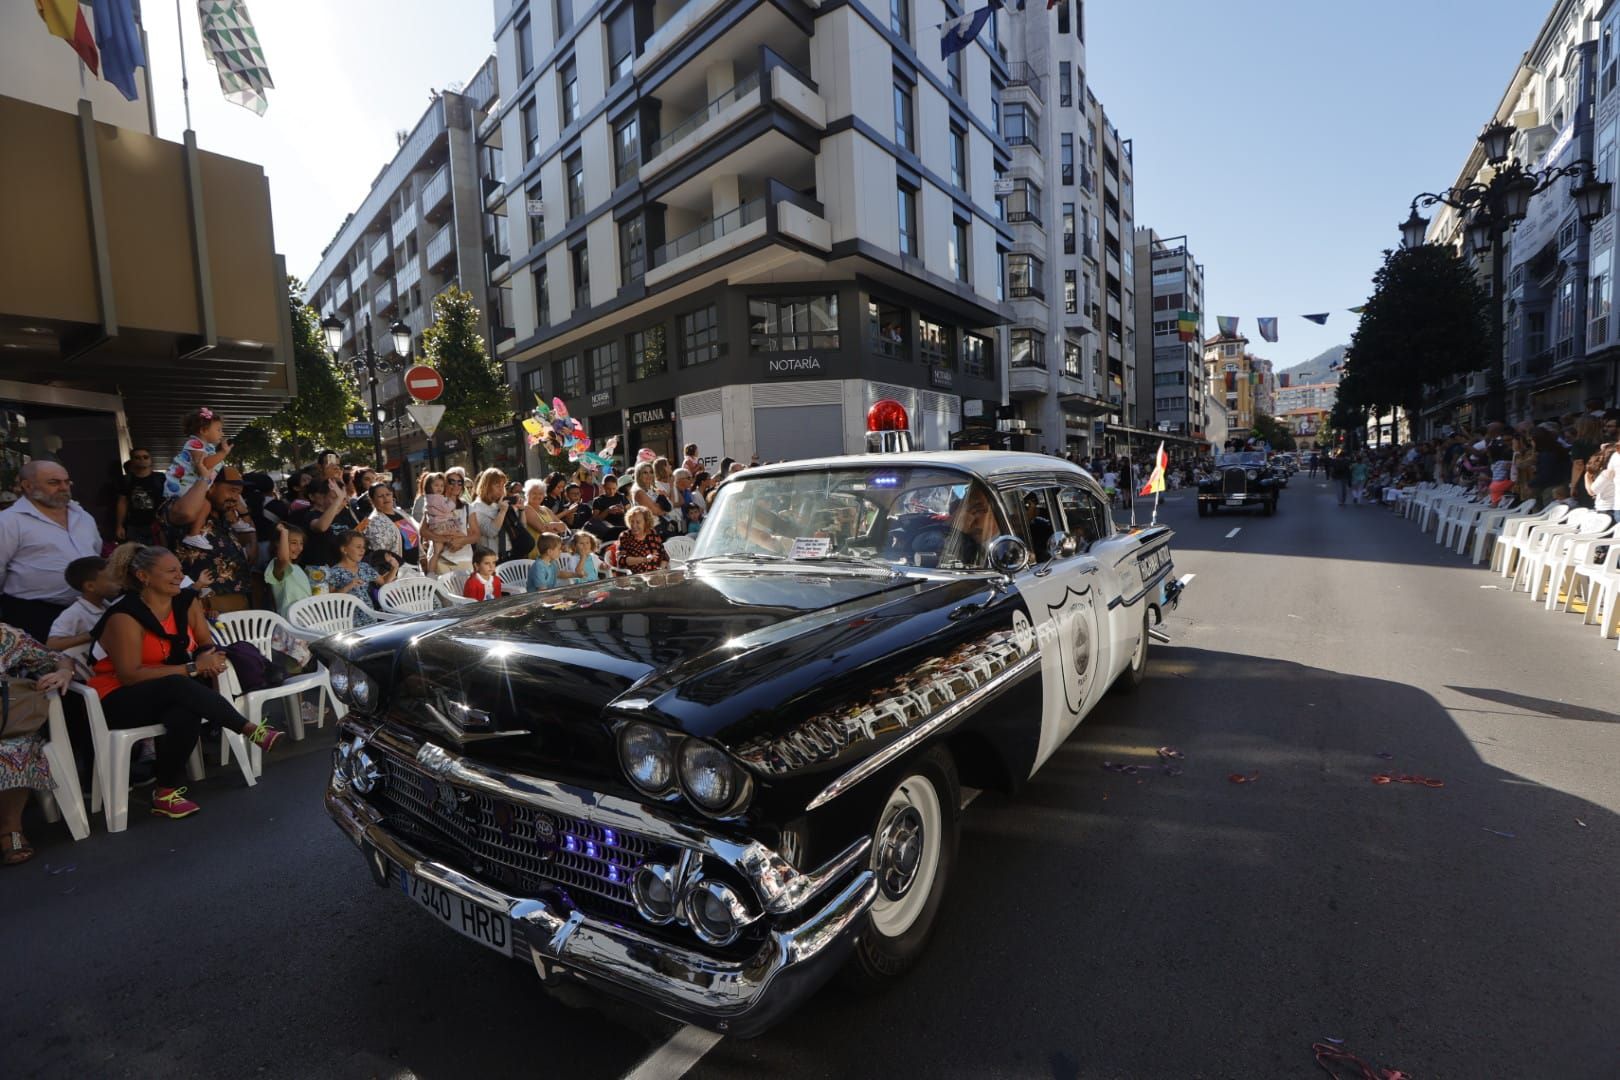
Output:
[
  {"xmin": 1176, "ymin": 309, "xmax": 1200, "ymax": 343},
  {"xmin": 1301, "ymin": 312, "xmax": 1330, "ymax": 325},
  {"xmin": 1256, "ymin": 317, "xmax": 1279, "ymax": 343},
  {"xmin": 198, "ymin": 0, "xmax": 275, "ymax": 115},
  {"xmin": 1216, "ymin": 315, "xmax": 1240, "ymax": 337}
]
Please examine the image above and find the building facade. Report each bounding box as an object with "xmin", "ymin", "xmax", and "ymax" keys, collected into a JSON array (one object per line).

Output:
[
  {"xmin": 1274, "ymin": 379, "xmax": 1338, "ymax": 415},
  {"xmin": 485, "ymin": 0, "xmax": 1011, "ymax": 472},
  {"xmin": 305, "ymin": 58, "xmax": 501, "ymax": 475},
  {"xmin": 1203, "ymin": 332, "xmax": 1262, "ymax": 441},
  {"xmin": 1132, "ymin": 228, "xmax": 1205, "ymax": 453}
]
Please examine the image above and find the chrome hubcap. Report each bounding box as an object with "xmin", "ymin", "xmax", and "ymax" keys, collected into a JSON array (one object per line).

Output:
[{"xmin": 876, "ymin": 806, "xmax": 924, "ymax": 901}]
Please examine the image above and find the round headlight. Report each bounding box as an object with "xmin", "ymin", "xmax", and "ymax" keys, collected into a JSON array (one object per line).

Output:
[
  {"xmin": 678, "ymin": 740, "xmax": 740, "ymax": 812},
  {"xmin": 632, "ymin": 863, "xmax": 678, "ymax": 924},
  {"xmin": 618, "ymin": 722, "xmax": 675, "ymax": 795},
  {"xmin": 349, "ymin": 748, "xmax": 380, "ymax": 794},
  {"xmin": 330, "ymin": 662, "xmax": 351, "ymax": 701},
  {"xmin": 350, "ymin": 672, "xmax": 373, "ymax": 709},
  {"xmin": 1246, "ymin": 470, "xmax": 1259, "ymax": 480},
  {"xmin": 684, "ymin": 880, "xmax": 746, "ymax": 946}
]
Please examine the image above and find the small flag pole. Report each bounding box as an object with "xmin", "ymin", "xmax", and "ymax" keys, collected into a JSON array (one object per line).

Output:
[{"xmin": 174, "ymin": 0, "xmax": 193, "ymax": 130}]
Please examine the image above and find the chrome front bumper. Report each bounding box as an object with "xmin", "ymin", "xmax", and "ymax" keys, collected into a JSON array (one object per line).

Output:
[{"xmin": 327, "ymin": 778, "xmax": 877, "ymax": 1037}]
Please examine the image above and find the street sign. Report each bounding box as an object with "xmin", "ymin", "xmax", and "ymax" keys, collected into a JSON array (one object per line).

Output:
[
  {"xmin": 408, "ymin": 403, "xmax": 446, "ymax": 438},
  {"xmin": 405, "ymin": 364, "xmax": 445, "ymax": 402},
  {"xmin": 344, "ymin": 422, "xmax": 375, "ymax": 438}
]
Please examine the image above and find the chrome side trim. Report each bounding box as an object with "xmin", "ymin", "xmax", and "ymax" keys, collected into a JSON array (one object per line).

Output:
[{"xmin": 805, "ymin": 649, "xmax": 1042, "ymax": 811}]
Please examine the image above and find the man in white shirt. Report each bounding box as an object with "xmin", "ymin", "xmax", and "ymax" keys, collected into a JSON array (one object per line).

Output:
[{"xmin": 0, "ymin": 460, "xmax": 105, "ymax": 642}]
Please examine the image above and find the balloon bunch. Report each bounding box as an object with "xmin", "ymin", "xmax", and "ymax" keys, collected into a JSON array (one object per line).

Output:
[{"xmin": 522, "ymin": 396, "xmax": 619, "ymax": 473}]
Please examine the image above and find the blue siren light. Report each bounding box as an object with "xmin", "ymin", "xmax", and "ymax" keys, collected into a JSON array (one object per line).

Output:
[
  {"xmin": 585, "ymin": 841, "xmax": 600, "ymax": 860},
  {"xmin": 563, "ymin": 834, "xmax": 580, "ymax": 853}
]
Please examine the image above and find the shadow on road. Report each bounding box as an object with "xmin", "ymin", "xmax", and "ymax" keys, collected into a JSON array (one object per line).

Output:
[{"xmin": 1446, "ymin": 685, "xmax": 1620, "ymax": 725}]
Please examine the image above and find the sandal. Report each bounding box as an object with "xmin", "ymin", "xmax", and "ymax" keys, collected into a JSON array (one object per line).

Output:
[{"xmin": 2, "ymin": 831, "xmax": 34, "ymax": 866}]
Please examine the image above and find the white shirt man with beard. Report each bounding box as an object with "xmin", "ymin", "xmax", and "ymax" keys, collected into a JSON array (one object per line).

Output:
[{"xmin": 0, "ymin": 460, "xmax": 105, "ymax": 642}]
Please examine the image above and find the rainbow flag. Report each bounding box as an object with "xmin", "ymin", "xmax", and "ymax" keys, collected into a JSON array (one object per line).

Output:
[{"xmin": 1176, "ymin": 310, "xmax": 1199, "ymax": 342}]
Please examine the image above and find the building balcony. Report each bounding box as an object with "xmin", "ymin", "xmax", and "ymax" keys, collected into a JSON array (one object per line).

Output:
[
  {"xmin": 643, "ymin": 49, "xmax": 821, "ymax": 182},
  {"xmin": 334, "ymin": 279, "xmax": 351, "ymax": 310},
  {"xmin": 348, "ymin": 264, "xmax": 367, "ymax": 297},
  {"xmin": 374, "ymin": 279, "xmax": 394, "ymax": 314},
  {"xmin": 651, "ymin": 197, "xmax": 766, "ymax": 278},
  {"xmin": 396, "ymin": 256, "xmax": 422, "ymax": 292},
  {"xmin": 646, "ymin": 179, "xmax": 828, "ymax": 287},
  {"xmin": 369, "ymin": 234, "xmax": 392, "ymax": 271},
  {"xmin": 1008, "ymin": 283, "xmax": 1046, "ymax": 302},
  {"xmin": 1005, "ymin": 132, "xmax": 1040, "ymax": 154},
  {"xmin": 425, "ymin": 223, "xmax": 455, "ymax": 271},
  {"xmin": 422, "ymin": 163, "xmax": 451, "ymax": 220},
  {"xmin": 638, "ymin": 0, "xmax": 808, "ymax": 87},
  {"xmin": 392, "ymin": 205, "xmax": 417, "ymax": 249},
  {"xmin": 1009, "ymin": 362, "xmax": 1050, "ymax": 400},
  {"xmin": 1004, "ymin": 62, "xmax": 1044, "ymax": 104}
]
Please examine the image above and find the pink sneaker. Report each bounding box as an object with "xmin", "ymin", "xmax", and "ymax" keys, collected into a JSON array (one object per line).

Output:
[
  {"xmin": 249, "ymin": 722, "xmax": 285, "ymax": 752},
  {"xmin": 151, "ymin": 786, "xmax": 201, "ymax": 819}
]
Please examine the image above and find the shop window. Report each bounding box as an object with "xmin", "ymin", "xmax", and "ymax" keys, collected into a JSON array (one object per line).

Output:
[
  {"xmin": 869, "ymin": 299, "xmax": 909, "ymax": 359},
  {"xmin": 749, "ymin": 295, "xmax": 839, "ymax": 352},
  {"xmin": 919, "ymin": 318, "xmax": 953, "ymax": 367},
  {"xmin": 628, "ymin": 326, "xmax": 667, "ymax": 380},
  {"xmin": 587, "ymin": 342, "xmax": 620, "ymax": 391},
  {"xmin": 554, "ymin": 355, "xmax": 582, "ymax": 397},
  {"xmin": 961, "ymin": 333, "xmax": 990, "ymax": 378}
]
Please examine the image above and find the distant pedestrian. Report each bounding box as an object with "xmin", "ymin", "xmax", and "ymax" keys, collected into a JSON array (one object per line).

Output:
[
  {"xmin": 1331, "ymin": 455, "xmax": 1350, "ymax": 506},
  {"xmin": 1349, "ymin": 458, "xmax": 1369, "ymax": 504}
]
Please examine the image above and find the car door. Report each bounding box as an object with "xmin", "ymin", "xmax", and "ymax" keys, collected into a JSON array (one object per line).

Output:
[
  {"xmin": 1000, "ymin": 483, "xmax": 1104, "ymax": 775},
  {"xmin": 1056, "ymin": 482, "xmax": 1120, "ymax": 712}
]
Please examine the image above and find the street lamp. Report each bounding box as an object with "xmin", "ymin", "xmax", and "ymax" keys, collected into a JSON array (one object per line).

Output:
[
  {"xmin": 321, "ymin": 313, "xmax": 409, "ymax": 470},
  {"xmin": 1401, "ymin": 119, "xmax": 1611, "ymax": 422}
]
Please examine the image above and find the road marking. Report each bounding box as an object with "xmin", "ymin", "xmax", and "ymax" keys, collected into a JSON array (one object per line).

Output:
[
  {"xmin": 622, "ymin": 1025, "xmax": 724, "ymax": 1080},
  {"xmin": 1224, "ymin": 527, "xmax": 1242, "ymax": 539},
  {"xmin": 1177, "ymin": 573, "xmax": 1196, "ymax": 587}
]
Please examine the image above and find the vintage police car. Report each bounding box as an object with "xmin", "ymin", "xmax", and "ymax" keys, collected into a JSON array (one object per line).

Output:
[
  {"xmin": 319, "ymin": 443, "xmax": 1180, "ymax": 1037},
  {"xmin": 1197, "ymin": 451, "xmax": 1283, "ymax": 516}
]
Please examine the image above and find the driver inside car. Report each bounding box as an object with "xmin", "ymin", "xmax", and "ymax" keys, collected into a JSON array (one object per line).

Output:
[{"xmin": 938, "ymin": 484, "xmax": 999, "ymax": 569}]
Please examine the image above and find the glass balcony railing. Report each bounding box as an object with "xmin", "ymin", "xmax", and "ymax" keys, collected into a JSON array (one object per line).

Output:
[
  {"xmin": 651, "ymin": 197, "xmax": 765, "ymax": 268},
  {"xmin": 649, "ymin": 72, "xmax": 762, "ymax": 161}
]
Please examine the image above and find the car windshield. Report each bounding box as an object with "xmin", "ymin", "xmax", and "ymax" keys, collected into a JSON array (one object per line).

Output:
[
  {"xmin": 691, "ymin": 466, "xmax": 1004, "ymax": 571},
  {"xmin": 1217, "ymin": 453, "xmax": 1267, "ymax": 467}
]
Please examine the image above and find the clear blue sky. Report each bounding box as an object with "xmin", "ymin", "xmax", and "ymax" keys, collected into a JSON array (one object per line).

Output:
[{"xmin": 1086, "ymin": 0, "xmax": 1550, "ymax": 371}]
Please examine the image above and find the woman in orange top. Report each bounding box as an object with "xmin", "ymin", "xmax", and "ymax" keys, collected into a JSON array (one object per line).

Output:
[{"xmin": 90, "ymin": 545, "xmax": 283, "ymax": 819}]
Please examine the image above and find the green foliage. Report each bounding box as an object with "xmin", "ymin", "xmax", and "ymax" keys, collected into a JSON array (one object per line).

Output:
[
  {"xmin": 230, "ymin": 424, "xmax": 281, "ymax": 471},
  {"xmin": 421, "ymin": 286, "xmax": 510, "ymax": 457},
  {"xmin": 255, "ymin": 278, "xmax": 367, "ymax": 466},
  {"xmin": 1340, "ymin": 245, "xmax": 1492, "ymax": 423},
  {"xmin": 1250, "ymin": 412, "xmax": 1297, "ymax": 451}
]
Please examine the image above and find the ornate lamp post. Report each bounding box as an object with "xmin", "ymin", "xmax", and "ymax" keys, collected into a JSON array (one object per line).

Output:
[
  {"xmin": 1401, "ymin": 119, "xmax": 1609, "ymax": 422},
  {"xmin": 321, "ymin": 313, "xmax": 410, "ymax": 471}
]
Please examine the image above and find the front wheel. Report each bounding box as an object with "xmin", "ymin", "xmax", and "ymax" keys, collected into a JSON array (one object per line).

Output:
[
  {"xmin": 1197, "ymin": 500, "xmax": 1209, "ymax": 517},
  {"xmin": 1262, "ymin": 497, "xmax": 1274, "ymax": 517},
  {"xmin": 843, "ymin": 748, "xmax": 960, "ymax": 991}
]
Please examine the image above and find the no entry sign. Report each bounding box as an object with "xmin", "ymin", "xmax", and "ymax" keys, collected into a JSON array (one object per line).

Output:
[{"xmin": 405, "ymin": 364, "xmax": 445, "ymax": 402}]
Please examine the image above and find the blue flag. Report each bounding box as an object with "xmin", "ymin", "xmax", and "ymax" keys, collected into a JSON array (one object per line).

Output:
[
  {"xmin": 92, "ymin": 0, "xmax": 146, "ymax": 102},
  {"xmin": 941, "ymin": 4, "xmax": 995, "ymax": 59}
]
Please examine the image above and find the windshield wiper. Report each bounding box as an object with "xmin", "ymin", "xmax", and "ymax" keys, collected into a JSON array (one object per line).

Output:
[{"xmin": 687, "ymin": 551, "xmax": 789, "ymax": 565}]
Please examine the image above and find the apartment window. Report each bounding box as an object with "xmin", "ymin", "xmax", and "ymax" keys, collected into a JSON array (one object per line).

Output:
[
  {"xmin": 996, "ymin": 246, "xmax": 1007, "ymax": 302},
  {"xmin": 1077, "ymin": 0, "xmax": 1085, "ymax": 40},
  {"xmin": 919, "ymin": 318, "xmax": 953, "ymax": 367},
  {"xmin": 587, "ymin": 342, "xmax": 620, "ymax": 391},
  {"xmin": 524, "ymin": 366, "xmax": 545, "ymax": 401},
  {"xmin": 947, "ymin": 48, "xmax": 962, "ymax": 95},
  {"xmin": 950, "ymin": 125, "xmax": 967, "ymax": 190},
  {"xmin": 1064, "ymin": 270, "xmax": 1077, "ymax": 314},
  {"xmin": 890, "ymin": 0, "xmax": 909, "ymax": 41},
  {"xmin": 749, "ymin": 295, "xmax": 839, "ymax": 352},
  {"xmin": 570, "ymin": 241, "xmax": 590, "ymax": 309},
  {"xmin": 517, "ymin": 15, "xmax": 534, "ymax": 76},
  {"xmin": 950, "ymin": 218, "xmax": 969, "ymax": 282},
  {"xmin": 990, "ymin": 95, "xmax": 1001, "ymax": 136},
  {"xmin": 1061, "ymin": 133, "xmax": 1074, "ymax": 185},
  {"xmin": 897, "ymin": 183, "xmax": 919, "ymax": 257},
  {"xmin": 1223, "ymin": 343, "xmax": 1238, "ymax": 357},
  {"xmin": 1062, "ymin": 203, "xmax": 1075, "ymax": 253},
  {"xmin": 1059, "ymin": 61, "xmax": 1072, "ymax": 106},
  {"xmin": 613, "ymin": 115, "xmax": 640, "ymax": 186},
  {"xmin": 1007, "ymin": 252, "xmax": 1043, "ymax": 299},
  {"xmin": 961, "ymin": 333, "xmax": 990, "ymax": 378},
  {"xmin": 1009, "ymin": 328, "xmax": 1045, "ymax": 368},
  {"xmin": 554, "ymin": 355, "xmax": 582, "ymax": 397},
  {"xmin": 1004, "ymin": 103, "xmax": 1034, "ymax": 147},
  {"xmin": 555, "ymin": 0, "xmax": 573, "ymax": 36},
  {"xmin": 869, "ymin": 299, "xmax": 908, "ymax": 359},
  {"xmin": 619, "ymin": 216, "xmax": 645, "ymax": 283},
  {"xmin": 522, "ymin": 100, "xmax": 540, "ymax": 162},
  {"xmin": 1005, "ymin": 178, "xmax": 1041, "ymax": 224},
  {"xmin": 628, "ymin": 325, "xmax": 667, "ymax": 380},
  {"xmin": 1591, "ymin": 247, "xmax": 1612, "ymax": 347},
  {"xmin": 560, "ymin": 57, "xmax": 581, "ymax": 128},
  {"xmin": 680, "ymin": 304, "xmax": 723, "ymax": 366},
  {"xmin": 1057, "ymin": 0, "xmax": 1070, "ymax": 35},
  {"xmin": 566, "ymin": 153, "xmax": 585, "ymax": 218},
  {"xmin": 1556, "ymin": 278, "xmax": 1578, "ymax": 347},
  {"xmin": 893, "ymin": 78, "xmax": 914, "ymax": 153},
  {"xmin": 1063, "ymin": 340, "xmax": 1084, "ymax": 377},
  {"xmin": 533, "ymin": 266, "xmax": 550, "ymax": 328},
  {"xmin": 607, "ymin": 9, "xmax": 636, "ymax": 83}
]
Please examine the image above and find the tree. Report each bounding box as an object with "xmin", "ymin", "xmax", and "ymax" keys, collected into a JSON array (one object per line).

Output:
[
  {"xmin": 1250, "ymin": 411, "xmax": 1297, "ymax": 451},
  {"xmin": 1341, "ymin": 245, "xmax": 1491, "ymax": 426},
  {"xmin": 230, "ymin": 424, "xmax": 282, "ymax": 472},
  {"xmin": 421, "ymin": 285, "xmax": 510, "ymax": 469},
  {"xmin": 255, "ymin": 278, "xmax": 366, "ymax": 466}
]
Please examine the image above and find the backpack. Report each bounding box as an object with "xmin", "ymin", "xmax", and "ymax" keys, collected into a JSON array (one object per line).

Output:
[{"xmin": 499, "ymin": 506, "xmax": 536, "ymax": 559}]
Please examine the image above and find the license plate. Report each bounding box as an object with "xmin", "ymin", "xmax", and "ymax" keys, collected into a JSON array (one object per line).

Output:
[
  {"xmin": 400, "ymin": 867, "xmax": 513, "ymax": 957},
  {"xmin": 1225, "ymin": 497, "xmax": 1242, "ymax": 506}
]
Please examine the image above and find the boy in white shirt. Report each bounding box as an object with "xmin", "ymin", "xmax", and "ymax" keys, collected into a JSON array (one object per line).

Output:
[{"xmin": 46, "ymin": 556, "xmax": 122, "ymax": 652}]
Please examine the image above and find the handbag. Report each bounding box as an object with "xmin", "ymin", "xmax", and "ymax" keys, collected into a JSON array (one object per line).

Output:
[
  {"xmin": 221, "ymin": 640, "xmax": 284, "ymax": 691},
  {"xmin": 500, "ymin": 505, "xmax": 536, "ymax": 559},
  {"xmin": 0, "ymin": 678, "xmax": 52, "ymax": 737}
]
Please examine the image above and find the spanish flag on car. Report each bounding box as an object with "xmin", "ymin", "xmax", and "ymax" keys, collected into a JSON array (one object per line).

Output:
[{"xmin": 1139, "ymin": 442, "xmax": 1168, "ymax": 496}]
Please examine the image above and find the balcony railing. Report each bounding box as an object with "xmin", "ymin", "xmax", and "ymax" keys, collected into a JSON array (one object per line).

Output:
[
  {"xmin": 1007, "ymin": 209, "xmax": 1042, "ymax": 227},
  {"xmin": 334, "ymin": 280, "xmax": 350, "ymax": 308},
  {"xmin": 426, "ymin": 223, "xmax": 454, "ymax": 268},
  {"xmin": 396, "ymin": 257, "xmax": 421, "ymax": 292},
  {"xmin": 369, "ymin": 234, "xmax": 391, "ymax": 269},
  {"xmin": 651, "ymin": 197, "xmax": 765, "ymax": 268},
  {"xmin": 422, "ymin": 164, "xmax": 451, "ymax": 215},
  {"xmin": 1005, "ymin": 62, "xmax": 1044, "ymax": 103},
  {"xmin": 1005, "ymin": 133, "xmax": 1040, "ymax": 152},
  {"xmin": 650, "ymin": 72, "xmax": 762, "ymax": 161},
  {"xmin": 348, "ymin": 265, "xmax": 366, "ymax": 296},
  {"xmin": 1008, "ymin": 283, "xmax": 1045, "ymax": 301},
  {"xmin": 392, "ymin": 205, "xmax": 417, "ymax": 249},
  {"xmin": 374, "ymin": 278, "xmax": 394, "ymax": 313}
]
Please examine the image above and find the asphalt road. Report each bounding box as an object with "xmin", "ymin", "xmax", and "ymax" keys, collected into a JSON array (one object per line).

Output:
[{"xmin": 7, "ymin": 476, "xmax": 1618, "ymax": 1079}]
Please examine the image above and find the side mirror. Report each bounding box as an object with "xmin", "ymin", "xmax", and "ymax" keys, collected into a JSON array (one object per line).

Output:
[
  {"xmin": 1046, "ymin": 531, "xmax": 1080, "ymax": 560},
  {"xmin": 986, "ymin": 534, "xmax": 1029, "ymax": 576}
]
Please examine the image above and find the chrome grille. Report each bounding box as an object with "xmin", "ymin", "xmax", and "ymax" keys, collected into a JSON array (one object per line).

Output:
[
  {"xmin": 370, "ymin": 753, "xmax": 661, "ymax": 912},
  {"xmin": 1222, "ymin": 470, "xmax": 1246, "ymax": 495}
]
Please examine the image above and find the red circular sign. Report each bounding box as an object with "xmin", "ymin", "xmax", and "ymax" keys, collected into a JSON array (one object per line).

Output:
[{"xmin": 405, "ymin": 364, "xmax": 444, "ymax": 402}]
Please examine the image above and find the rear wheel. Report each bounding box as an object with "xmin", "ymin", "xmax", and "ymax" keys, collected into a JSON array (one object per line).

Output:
[
  {"xmin": 844, "ymin": 748, "xmax": 960, "ymax": 991},
  {"xmin": 1113, "ymin": 608, "xmax": 1150, "ymax": 694}
]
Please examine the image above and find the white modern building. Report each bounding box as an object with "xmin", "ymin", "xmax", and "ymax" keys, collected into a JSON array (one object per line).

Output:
[
  {"xmin": 305, "ymin": 58, "xmax": 502, "ymax": 472},
  {"xmin": 1132, "ymin": 228, "xmax": 1205, "ymax": 453},
  {"xmin": 485, "ymin": 0, "xmax": 1011, "ymax": 471}
]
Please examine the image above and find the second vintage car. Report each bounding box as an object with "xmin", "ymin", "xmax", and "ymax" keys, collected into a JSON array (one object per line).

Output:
[
  {"xmin": 317, "ymin": 441, "xmax": 1180, "ymax": 1036},
  {"xmin": 1197, "ymin": 451, "xmax": 1283, "ymax": 516}
]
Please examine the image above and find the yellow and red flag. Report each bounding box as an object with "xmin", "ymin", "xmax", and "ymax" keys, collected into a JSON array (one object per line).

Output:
[
  {"xmin": 36, "ymin": 0, "xmax": 100, "ymax": 74},
  {"xmin": 1139, "ymin": 441, "xmax": 1168, "ymax": 496}
]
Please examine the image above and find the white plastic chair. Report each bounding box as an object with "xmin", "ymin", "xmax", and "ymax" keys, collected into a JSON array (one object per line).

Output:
[
  {"xmin": 663, "ymin": 535, "xmax": 695, "ymax": 565},
  {"xmin": 1535, "ymin": 517, "xmax": 1613, "ymax": 609},
  {"xmin": 212, "ymin": 610, "xmax": 339, "ymax": 740},
  {"xmin": 1572, "ymin": 536, "xmax": 1620, "ymax": 631},
  {"xmin": 287, "ymin": 593, "xmax": 388, "ymax": 638},
  {"xmin": 396, "ymin": 563, "xmax": 427, "ymax": 579},
  {"xmin": 435, "ymin": 569, "xmax": 476, "ymax": 606},
  {"xmin": 31, "ymin": 694, "xmax": 90, "ymax": 841},
  {"xmin": 1512, "ymin": 511, "xmax": 1600, "ymax": 596},
  {"xmin": 1495, "ymin": 505, "xmax": 1572, "ymax": 576},
  {"xmin": 1470, "ymin": 499, "xmax": 1536, "ymax": 564},
  {"xmin": 496, "ymin": 559, "xmax": 534, "ymax": 594},
  {"xmin": 379, "ymin": 577, "xmax": 441, "ymax": 615},
  {"xmin": 72, "ymin": 682, "xmax": 208, "ymax": 834}
]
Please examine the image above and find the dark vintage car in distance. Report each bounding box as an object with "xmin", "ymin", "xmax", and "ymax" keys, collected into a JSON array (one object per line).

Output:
[
  {"xmin": 1197, "ymin": 451, "xmax": 1282, "ymax": 516},
  {"xmin": 316, "ymin": 448, "xmax": 1181, "ymax": 1037}
]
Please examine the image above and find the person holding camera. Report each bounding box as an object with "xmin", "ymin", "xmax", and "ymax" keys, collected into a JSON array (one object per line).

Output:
[{"xmin": 469, "ymin": 468, "xmax": 536, "ymax": 561}]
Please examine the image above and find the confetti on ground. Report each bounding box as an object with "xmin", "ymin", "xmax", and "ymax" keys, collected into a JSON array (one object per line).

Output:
[
  {"xmin": 1228, "ymin": 772, "xmax": 1260, "ymax": 784},
  {"xmin": 1372, "ymin": 774, "xmax": 1444, "ymax": 788},
  {"xmin": 1482, "ymin": 827, "xmax": 1517, "ymax": 839},
  {"xmin": 1312, "ymin": 1040, "xmax": 1411, "ymax": 1080},
  {"xmin": 1479, "ymin": 584, "xmax": 1499, "ymax": 590},
  {"xmin": 1576, "ymin": 818, "xmax": 1588, "ymax": 828},
  {"xmin": 1156, "ymin": 746, "xmax": 1184, "ymax": 760},
  {"xmin": 46, "ymin": 864, "xmax": 76, "ymax": 876}
]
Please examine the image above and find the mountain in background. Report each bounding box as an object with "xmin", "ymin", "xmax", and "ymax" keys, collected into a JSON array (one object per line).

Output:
[{"xmin": 1276, "ymin": 344, "xmax": 1347, "ymax": 384}]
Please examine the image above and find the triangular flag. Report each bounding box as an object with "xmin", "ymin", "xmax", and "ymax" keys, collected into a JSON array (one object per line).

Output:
[
  {"xmin": 1348, "ymin": 305, "xmax": 1366, "ymax": 314},
  {"xmin": 1302, "ymin": 313, "xmax": 1330, "ymax": 325}
]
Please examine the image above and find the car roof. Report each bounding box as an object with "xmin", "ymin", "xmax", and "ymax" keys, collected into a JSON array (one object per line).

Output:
[{"xmin": 732, "ymin": 450, "xmax": 1092, "ymax": 485}]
